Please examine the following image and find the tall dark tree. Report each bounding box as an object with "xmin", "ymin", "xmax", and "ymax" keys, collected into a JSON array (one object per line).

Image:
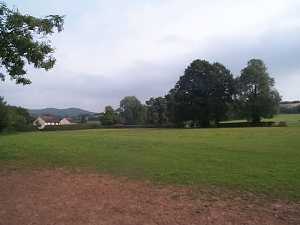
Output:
[
  {"xmin": 7, "ymin": 105, "xmax": 32, "ymax": 131},
  {"xmin": 145, "ymin": 97, "xmax": 168, "ymax": 125},
  {"xmin": 0, "ymin": 2, "xmax": 64, "ymax": 85},
  {"xmin": 167, "ymin": 59, "xmax": 235, "ymax": 127},
  {"xmin": 237, "ymin": 59, "xmax": 281, "ymax": 122},
  {"xmin": 0, "ymin": 97, "xmax": 9, "ymax": 131},
  {"xmin": 119, "ymin": 96, "xmax": 144, "ymax": 125},
  {"xmin": 0, "ymin": 96, "xmax": 32, "ymax": 131}
]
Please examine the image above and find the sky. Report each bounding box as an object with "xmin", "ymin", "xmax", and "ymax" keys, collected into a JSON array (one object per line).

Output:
[{"xmin": 1, "ymin": 0, "xmax": 300, "ymax": 112}]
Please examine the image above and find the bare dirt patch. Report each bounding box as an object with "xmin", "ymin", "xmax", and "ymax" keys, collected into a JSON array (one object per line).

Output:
[{"xmin": 0, "ymin": 169, "xmax": 299, "ymax": 225}]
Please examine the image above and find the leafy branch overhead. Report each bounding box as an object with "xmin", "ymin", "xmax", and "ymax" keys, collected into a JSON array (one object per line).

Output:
[{"xmin": 0, "ymin": 2, "xmax": 64, "ymax": 85}]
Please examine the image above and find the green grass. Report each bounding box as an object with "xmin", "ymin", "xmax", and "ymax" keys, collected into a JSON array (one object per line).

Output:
[
  {"xmin": 1, "ymin": 125, "xmax": 300, "ymax": 200},
  {"xmin": 222, "ymin": 114, "xmax": 300, "ymax": 127},
  {"xmin": 266, "ymin": 114, "xmax": 300, "ymax": 127}
]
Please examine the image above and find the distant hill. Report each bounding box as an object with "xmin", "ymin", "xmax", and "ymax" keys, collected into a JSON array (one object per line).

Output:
[
  {"xmin": 280, "ymin": 101, "xmax": 300, "ymax": 109},
  {"xmin": 280, "ymin": 101, "xmax": 300, "ymax": 114},
  {"xmin": 28, "ymin": 108, "xmax": 96, "ymax": 118}
]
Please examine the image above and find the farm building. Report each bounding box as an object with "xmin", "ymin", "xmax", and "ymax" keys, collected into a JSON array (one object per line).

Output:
[
  {"xmin": 33, "ymin": 116, "xmax": 74, "ymax": 129},
  {"xmin": 59, "ymin": 118, "xmax": 74, "ymax": 125}
]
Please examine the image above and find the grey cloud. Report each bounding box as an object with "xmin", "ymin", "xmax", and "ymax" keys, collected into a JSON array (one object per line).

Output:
[
  {"xmin": 2, "ymin": 0, "xmax": 300, "ymax": 111},
  {"xmin": 2, "ymin": 24, "xmax": 300, "ymax": 111},
  {"xmin": 200, "ymin": 28, "xmax": 300, "ymax": 76}
]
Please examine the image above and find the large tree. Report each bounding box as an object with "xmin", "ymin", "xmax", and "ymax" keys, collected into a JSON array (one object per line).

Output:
[
  {"xmin": 100, "ymin": 105, "xmax": 119, "ymax": 125},
  {"xmin": 7, "ymin": 105, "xmax": 32, "ymax": 131},
  {"xmin": 145, "ymin": 97, "xmax": 168, "ymax": 125},
  {"xmin": 0, "ymin": 97, "xmax": 9, "ymax": 131},
  {"xmin": 0, "ymin": 2, "xmax": 64, "ymax": 85},
  {"xmin": 237, "ymin": 59, "xmax": 281, "ymax": 122},
  {"xmin": 0, "ymin": 96, "xmax": 33, "ymax": 132},
  {"xmin": 167, "ymin": 59, "xmax": 234, "ymax": 127},
  {"xmin": 119, "ymin": 96, "xmax": 144, "ymax": 125}
]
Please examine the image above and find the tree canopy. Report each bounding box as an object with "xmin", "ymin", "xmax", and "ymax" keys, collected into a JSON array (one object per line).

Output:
[
  {"xmin": 0, "ymin": 97, "xmax": 9, "ymax": 131},
  {"xmin": 167, "ymin": 59, "xmax": 235, "ymax": 127},
  {"xmin": 0, "ymin": 2, "xmax": 64, "ymax": 85},
  {"xmin": 0, "ymin": 96, "xmax": 33, "ymax": 132},
  {"xmin": 237, "ymin": 59, "xmax": 281, "ymax": 122},
  {"xmin": 119, "ymin": 96, "xmax": 144, "ymax": 125},
  {"xmin": 100, "ymin": 106, "xmax": 119, "ymax": 125},
  {"xmin": 145, "ymin": 97, "xmax": 168, "ymax": 125}
]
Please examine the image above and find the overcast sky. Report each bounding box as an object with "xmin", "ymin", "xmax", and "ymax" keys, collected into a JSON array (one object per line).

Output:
[{"xmin": 1, "ymin": 0, "xmax": 300, "ymax": 112}]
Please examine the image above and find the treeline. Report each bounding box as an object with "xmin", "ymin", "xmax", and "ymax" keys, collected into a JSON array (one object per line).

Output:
[
  {"xmin": 0, "ymin": 97, "xmax": 34, "ymax": 132},
  {"xmin": 280, "ymin": 104, "xmax": 300, "ymax": 114},
  {"xmin": 0, "ymin": 58, "xmax": 281, "ymax": 131},
  {"xmin": 99, "ymin": 58, "xmax": 281, "ymax": 127}
]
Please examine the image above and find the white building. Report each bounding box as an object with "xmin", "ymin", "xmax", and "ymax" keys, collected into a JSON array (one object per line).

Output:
[
  {"xmin": 59, "ymin": 118, "xmax": 73, "ymax": 125},
  {"xmin": 33, "ymin": 116, "xmax": 74, "ymax": 129},
  {"xmin": 33, "ymin": 116, "xmax": 60, "ymax": 129}
]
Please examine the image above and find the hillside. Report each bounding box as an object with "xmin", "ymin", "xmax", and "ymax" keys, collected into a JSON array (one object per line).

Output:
[{"xmin": 28, "ymin": 108, "xmax": 95, "ymax": 118}]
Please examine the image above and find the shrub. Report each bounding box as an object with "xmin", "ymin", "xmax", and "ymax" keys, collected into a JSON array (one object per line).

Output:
[
  {"xmin": 41, "ymin": 123, "xmax": 101, "ymax": 131},
  {"xmin": 217, "ymin": 122, "xmax": 276, "ymax": 128},
  {"xmin": 277, "ymin": 121, "xmax": 288, "ymax": 127}
]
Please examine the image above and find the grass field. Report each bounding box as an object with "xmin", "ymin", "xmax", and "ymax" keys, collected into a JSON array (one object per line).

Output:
[
  {"xmin": 1, "ymin": 115, "xmax": 300, "ymax": 200},
  {"xmin": 222, "ymin": 113, "xmax": 300, "ymax": 127},
  {"xmin": 266, "ymin": 114, "xmax": 300, "ymax": 126}
]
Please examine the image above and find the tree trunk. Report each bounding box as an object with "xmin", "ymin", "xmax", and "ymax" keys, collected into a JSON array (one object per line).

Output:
[{"xmin": 252, "ymin": 114, "xmax": 261, "ymax": 123}]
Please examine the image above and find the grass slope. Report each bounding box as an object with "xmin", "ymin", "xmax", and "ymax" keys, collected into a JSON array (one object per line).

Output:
[{"xmin": 1, "ymin": 126, "xmax": 300, "ymax": 200}]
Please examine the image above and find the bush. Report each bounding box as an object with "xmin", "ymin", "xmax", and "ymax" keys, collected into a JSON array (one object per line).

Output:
[
  {"xmin": 41, "ymin": 123, "xmax": 101, "ymax": 131},
  {"xmin": 277, "ymin": 121, "xmax": 288, "ymax": 127},
  {"xmin": 40, "ymin": 123, "xmax": 176, "ymax": 131},
  {"xmin": 38, "ymin": 121, "xmax": 287, "ymax": 131},
  {"xmin": 217, "ymin": 121, "xmax": 276, "ymax": 128}
]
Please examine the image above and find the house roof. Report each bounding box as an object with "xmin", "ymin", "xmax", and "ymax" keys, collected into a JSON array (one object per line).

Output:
[
  {"xmin": 40, "ymin": 115, "xmax": 60, "ymax": 123},
  {"xmin": 61, "ymin": 117, "xmax": 73, "ymax": 122}
]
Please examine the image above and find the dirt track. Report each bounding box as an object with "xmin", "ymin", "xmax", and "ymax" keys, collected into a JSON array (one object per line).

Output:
[{"xmin": 0, "ymin": 169, "xmax": 299, "ymax": 225}]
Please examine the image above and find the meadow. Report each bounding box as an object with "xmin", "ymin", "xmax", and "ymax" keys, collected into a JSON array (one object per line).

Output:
[
  {"xmin": 222, "ymin": 113, "xmax": 300, "ymax": 127},
  {"xmin": 1, "ymin": 114, "xmax": 300, "ymax": 200},
  {"xmin": 265, "ymin": 113, "xmax": 300, "ymax": 126}
]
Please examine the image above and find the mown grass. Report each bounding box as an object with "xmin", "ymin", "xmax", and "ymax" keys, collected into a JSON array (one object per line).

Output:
[
  {"xmin": 1, "ymin": 124, "xmax": 300, "ymax": 200},
  {"xmin": 222, "ymin": 114, "xmax": 300, "ymax": 127},
  {"xmin": 266, "ymin": 114, "xmax": 300, "ymax": 127}
]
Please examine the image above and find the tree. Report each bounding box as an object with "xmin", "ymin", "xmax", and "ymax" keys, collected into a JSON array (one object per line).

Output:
[
  {"xmin": 0, "ymin": 2, "xmax": 64, "ymax": 85},
  {"xmin": 100, "ymin": 105, "xmax": 119, "ymax": 125},
  {"xmin": 79, "ymin": 115, "xmax": 88, "ymax": 123},
  {"xmin": 119, "ymin": 96, "xmax": 144, "ymax": 125},
  {"xmin": 145, "ymin": 97, "xmax": 168, "ymax": 125},
  {"xmin": 167, "ymin": 59, "xmax": 235, "ymax": 127},
  {"xmin": 237, "ymin": 59, "xmax": 281, "ymax": 122},
  {"xmin": 0, "ymin": 96, "xmax": 33, "ymax": 132},
  {"xmin": 0, "ymin": 96, "xmax": 9, "ymax": 131},
  {"xmin": 7, "ymin": 105, "xmax": 33, "ymax": 131}
]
